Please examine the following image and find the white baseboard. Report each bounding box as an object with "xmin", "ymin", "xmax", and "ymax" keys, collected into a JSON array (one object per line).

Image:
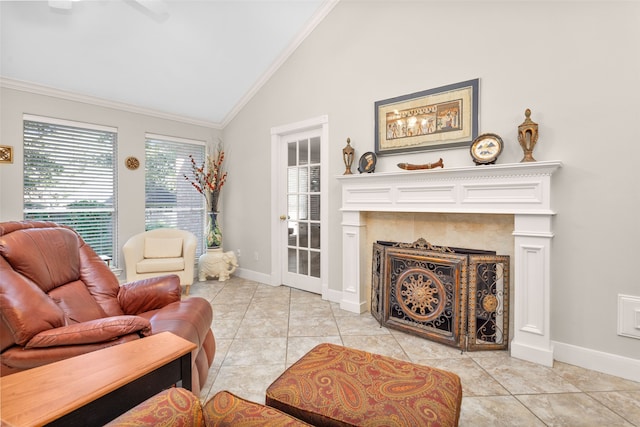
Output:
[
  {"xmin": 552, "ymin": 340, "xmax": 640, "ymax": 382},
  {"xmin": 511, "ymin": 340, "xmax": 554, "ymax": 367},
  {"xmin": 235, "ymin": 269, "xmax": 345, "ymax": 305},
  {"xmin": 234, "ymin": 267, "xmax": 271, "ymax": 285},
  {"xmin": 323, "ymin": 286, "xmax": 342, "ymax": 305}
]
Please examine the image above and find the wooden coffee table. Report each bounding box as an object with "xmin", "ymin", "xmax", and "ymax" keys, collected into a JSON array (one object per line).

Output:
[{"xmin": 0, "ymin": 331, "xmax": 196, "ymax": 427}]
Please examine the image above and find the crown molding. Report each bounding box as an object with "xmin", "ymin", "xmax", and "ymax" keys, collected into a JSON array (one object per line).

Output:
[
  {"xmin": 0, "ymin": 76, "xmax": 223, "ymax": 130},
  {"xmin": 220, "ymin": 0, "xmax": 340, "ymax": 128}
]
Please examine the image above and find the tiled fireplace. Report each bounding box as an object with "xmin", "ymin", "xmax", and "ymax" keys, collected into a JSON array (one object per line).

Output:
[{"xmin": 336, "ymin": 160, "xmax": 562, "ymax": 367}]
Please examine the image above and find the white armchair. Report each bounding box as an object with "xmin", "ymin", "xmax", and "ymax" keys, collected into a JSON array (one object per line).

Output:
[{"xmin": 122, "ymin": 228, "xmax": 197, "ymax": 294}]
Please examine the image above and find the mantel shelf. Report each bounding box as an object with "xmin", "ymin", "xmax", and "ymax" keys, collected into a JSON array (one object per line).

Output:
[{"xmin": 337, "ymin": 160, "xmax": 562, "ymax": 183}]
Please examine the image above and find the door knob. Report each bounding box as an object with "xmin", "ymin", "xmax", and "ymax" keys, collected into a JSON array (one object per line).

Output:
[{"xmin": 279, "ymin": 215, "xmax": 288, "ymax": 221}]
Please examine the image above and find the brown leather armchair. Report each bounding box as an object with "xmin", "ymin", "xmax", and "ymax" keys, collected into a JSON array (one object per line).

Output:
[{"xmin": 0, "ymin": 221, "xmax": 215, "ymax": 396}]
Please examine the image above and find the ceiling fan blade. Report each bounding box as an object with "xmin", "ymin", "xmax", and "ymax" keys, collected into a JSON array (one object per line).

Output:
[
  {"xmin": 48, "ymin": 1, "xmax": 73, "ymax": 10},
  {"xmin": 130, "ymin": 0, "xmax": 169, "ymax": 18},
  {"xmin": 48, "ymin": 0, "xmax": 169, "ymax": 20}
]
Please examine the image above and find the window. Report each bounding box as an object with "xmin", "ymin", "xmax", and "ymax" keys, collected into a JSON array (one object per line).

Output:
[
  {"xmin": 23, "ymin": 115, "xmax": 117, "ymax": 259},
  {"xmin": 145, "ymin": 134, "xmax": 206, "ymax": 256}
]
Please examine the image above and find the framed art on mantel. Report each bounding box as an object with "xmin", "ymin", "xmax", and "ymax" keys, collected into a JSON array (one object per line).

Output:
[{"xmin": 375, "ymin": 79, "xmax": 479, "ymax": 155}]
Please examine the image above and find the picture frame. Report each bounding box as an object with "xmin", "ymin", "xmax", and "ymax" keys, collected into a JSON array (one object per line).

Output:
[{"xmin": 375, "ymin": 79, "xmax": 479, "ymax": 156}]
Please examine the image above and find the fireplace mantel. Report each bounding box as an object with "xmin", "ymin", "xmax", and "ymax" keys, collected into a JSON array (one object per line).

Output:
[{"xmin": 336, "ymin": 160, "xmax": 562, "ymax": 366}]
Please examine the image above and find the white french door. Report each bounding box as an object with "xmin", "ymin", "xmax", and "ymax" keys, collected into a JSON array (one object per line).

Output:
[{"xmin": 271, "ymin": 116, "xmax": 328, "ymax": 295}]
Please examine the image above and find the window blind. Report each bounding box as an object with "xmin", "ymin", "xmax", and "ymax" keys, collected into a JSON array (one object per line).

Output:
[
  {"xmin": 145, "ymin": 134, "xmax": 206, "ymax": 256},
  {"xmin": 23, "ymin": 116, "xmax": 117, "ymax": 259}
]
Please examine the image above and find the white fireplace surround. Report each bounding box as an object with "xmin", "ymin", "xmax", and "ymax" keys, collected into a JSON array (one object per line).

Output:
[{"xmin": 336, "ymin": 160, "xmax": 562, "ymax": 367}]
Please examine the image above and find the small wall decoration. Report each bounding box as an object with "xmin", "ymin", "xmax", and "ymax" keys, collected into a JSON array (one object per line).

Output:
[
  {"xmin": 125, "ymin": 156, "xmax": 140, "ymax": 170},
  {"xmin": 375, "ymin": 79, "xmax": 479, "ymax": 155},
  {"xmin": 0, "ymin": 145, "xmax": 14, "ymax": 164},
  {"xmin": 358, "ymin": 152, "xmax": 376, "ymax": 173}
]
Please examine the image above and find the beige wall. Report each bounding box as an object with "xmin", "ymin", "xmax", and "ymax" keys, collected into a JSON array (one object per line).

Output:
[
  {"xmin": 0, "ymin": 86, "xmax": 221, "ymax": 269},
  {"xmin": 222, "ymin": 0, "xmax": 640, "ymax": 362}
]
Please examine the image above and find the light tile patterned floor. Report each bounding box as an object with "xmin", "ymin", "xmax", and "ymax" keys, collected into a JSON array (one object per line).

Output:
[{"xmin": 187, "ymin": 277, "xmax": 640, "ymax": 427}]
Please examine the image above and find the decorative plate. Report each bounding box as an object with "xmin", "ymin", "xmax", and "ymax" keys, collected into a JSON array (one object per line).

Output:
[
  {"xmin": 358, "ymin": 152, "xmax": 377, "ymax": 173},
  {"xmin": 125, "ymin": 156, "xmax": 140, "ymax": 170},
  {"xmin": 470, "ymin": 133, "xmax": 503, "ymax": 165}
]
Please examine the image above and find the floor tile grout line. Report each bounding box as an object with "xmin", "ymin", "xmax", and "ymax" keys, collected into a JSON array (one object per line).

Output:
[
  {"xmin": 583, "ymin": 391, "xmax": 639, "ymax": 427},
  {"xmin": 284, "ymin": 285, "xmax": 292, "ymax": 367},
  {"xmin": 465, "ymin": 356, "xmax": 511, "ymax": 397},
  {"xmin": 511, "ymin": 394, "xmax": 552, "ymax": 427}
]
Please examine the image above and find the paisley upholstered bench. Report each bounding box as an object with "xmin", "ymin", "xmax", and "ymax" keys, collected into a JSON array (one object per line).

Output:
[
  {"xmin": 106, "ymin": 388, "xmax": 311, "ymax": 426},
  {"xmin": 266, "ymin": 343, "xmax": 463, "ymax": 427}
]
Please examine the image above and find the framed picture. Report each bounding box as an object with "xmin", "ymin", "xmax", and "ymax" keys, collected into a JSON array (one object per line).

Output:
[{"xmin": 375, "ymin": 79, "xmax": 479, "ymax": 156}]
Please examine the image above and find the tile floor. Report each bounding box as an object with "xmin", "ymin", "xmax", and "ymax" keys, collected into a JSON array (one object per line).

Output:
[{"xmin": 188, "ymin": 277, "xmax": 640, "ymax": 427}]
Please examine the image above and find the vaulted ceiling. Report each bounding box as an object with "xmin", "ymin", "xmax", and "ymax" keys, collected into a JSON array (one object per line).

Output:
[{"xmin": 0, "ymin": 0, "xmax": 334, "ymax": 127}]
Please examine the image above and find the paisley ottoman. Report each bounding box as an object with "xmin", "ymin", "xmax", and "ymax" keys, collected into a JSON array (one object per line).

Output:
[
  {"xmin": 265, "ymin": 343, "xmax": 462, "ymax": 427},
  {"xmin": 204, "ymin": 390, "xmax": 313, "ymax": 426}
]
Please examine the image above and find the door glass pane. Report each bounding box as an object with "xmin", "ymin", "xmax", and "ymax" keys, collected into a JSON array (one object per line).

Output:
[
  {"xmin": 288, "ymin": 142, "xmax": 296, "ymax": 167},
  {"xmin": 310, "ymin": 223, "xmax": 320, "ymax": 249},
  {"xmin": 288, "ymin": 195, "xmax": 297, "ymax": 220},
  {"xmin": 288, "ymin": 168, "xmax": 298, "ymax": 193},
  {"xmin": 310, "ymin": 166, "xmax": 320, "ymax": 192},
  {"xmin": 288, "ymin": 221, "xmax": 297, "ymax": 246},
  {"xmin": 298, "ymin": 167, "xmax": 308, "ymax": 193},
  {"xmin": 288, "ymin": 248, "xmax": 297, "ymax": 273},
  {"xmin": 309, "ymin": 195, "xmax": 320, "ymax": 221},
  {"xmin": 310, "ymin": 251, "xmax": 320, "ymax": 278},
  {"xmin": 298, "ymin": 195, "xmax": 308, "ymax": 220},
  {"xmin": 298, "ymin": 139, "xmax": 308, "ymax": 166},
  {"xmin": 299, "ymin": 249, "xmax": 308, "ymax": 275},
  {"xmin": 310, "ymin": 137, "xmax": 320, "ymax": 164},
  {"xmin": 299, "ymin": 223, "xmax": 308, "ymax": 248}
]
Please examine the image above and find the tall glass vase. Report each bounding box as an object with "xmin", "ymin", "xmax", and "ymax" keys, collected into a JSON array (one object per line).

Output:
[{"xmin": 206, "ymin": 211, "xmax": 222, "ymax": 249}]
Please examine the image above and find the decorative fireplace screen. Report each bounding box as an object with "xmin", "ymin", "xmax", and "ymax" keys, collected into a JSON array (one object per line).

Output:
[{"xmin": 371, "ymin": 238, "xmax": 509, "ymax": 351}]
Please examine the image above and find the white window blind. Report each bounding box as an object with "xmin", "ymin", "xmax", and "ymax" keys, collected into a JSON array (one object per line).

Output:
[
  {"xmin": 23, "ymin": 116, "xmax": 117, "ymax": 259},
  {"xmin": 145, "ymin": 134, "xmax": 206, "ymax": 256}
]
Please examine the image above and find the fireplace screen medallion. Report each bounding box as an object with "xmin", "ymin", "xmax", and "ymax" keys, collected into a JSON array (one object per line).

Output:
[{"xmin": 372, "ymin": 238, "xmax": 509, "ymax": 351}]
